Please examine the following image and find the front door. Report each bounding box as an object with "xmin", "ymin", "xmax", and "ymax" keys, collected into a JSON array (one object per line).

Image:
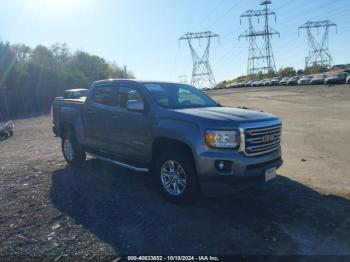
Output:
[{"xmin": 107, "ymin": 83, "xmax": 152, "ymax": 165}]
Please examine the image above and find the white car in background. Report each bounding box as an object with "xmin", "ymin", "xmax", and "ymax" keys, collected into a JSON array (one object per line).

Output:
[
  {"xmin": 0, "ymin": 121, "xmax": 14, "ymax": 140},
  {"xmin": 298, "ymin": 76, "xmax": 313, "ymax": 85}
]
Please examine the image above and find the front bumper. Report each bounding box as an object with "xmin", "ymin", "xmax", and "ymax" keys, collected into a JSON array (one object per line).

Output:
[{"xmin": 194, "ymin": 148, "xmax": 283, "ymax": 195}]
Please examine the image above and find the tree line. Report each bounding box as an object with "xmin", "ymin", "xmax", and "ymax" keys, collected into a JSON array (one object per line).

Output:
[{"xmin": 0, "ymin": 42, "xmax": 134, "ymax": 120}]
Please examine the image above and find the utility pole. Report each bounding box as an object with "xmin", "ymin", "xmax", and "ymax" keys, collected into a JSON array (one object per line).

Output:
[
  {"xmin": 298, "ymin": 20, "xmax": 337, "ymax": 69},
  {"xmin": 179, "ymin": 31, "xmax": 219, "ymax": 89},
  {"xmin": 178, "ymin": 75, "xmax": 188, "ymax": 84},
  {"xmin": 123, "ymin": 65, "xmax": 128, "ymax": 78},
  {"xmin": 239, "ymin": 0, "xmax": 279, "ymax": 76},
  {"xmin": 1, "ymin": 87, "xmax": 9, "ymax": 119}
]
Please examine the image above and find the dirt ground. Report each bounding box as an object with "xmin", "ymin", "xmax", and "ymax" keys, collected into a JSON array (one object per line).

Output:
[{"xmin": 1, "ymin": 85, "xmax": 350, "ymax": 258}]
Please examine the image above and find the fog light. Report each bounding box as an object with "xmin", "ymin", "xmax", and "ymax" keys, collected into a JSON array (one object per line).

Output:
[{"xmin": 215, "ymin": 160, "xmax": 233, "ymax": 173}]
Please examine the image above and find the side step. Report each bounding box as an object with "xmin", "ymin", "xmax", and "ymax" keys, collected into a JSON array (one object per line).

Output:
[{"xmin": 87, "ymin": 152, "xmax": 149, "ymax": 173}]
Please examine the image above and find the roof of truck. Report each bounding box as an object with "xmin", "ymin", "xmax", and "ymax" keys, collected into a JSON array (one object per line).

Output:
[
  {"xmin": 64, "ymin": 88, "xmax": 88, "ymax": 92},
  {"xmin": 92, "ymin": 79, "xmax": 184, "ymax": 85}
]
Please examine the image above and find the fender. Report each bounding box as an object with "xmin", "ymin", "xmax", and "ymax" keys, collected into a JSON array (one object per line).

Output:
[
  {"xmin": 58, "ymin": 105, "xmax": 86, "ymax": 145},
  {"xmin": 153, "ymin": 117, "xmax": 201, "ymax": 153}
]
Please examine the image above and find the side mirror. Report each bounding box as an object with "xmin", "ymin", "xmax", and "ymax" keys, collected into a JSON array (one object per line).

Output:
[{"xmin": 126, "ymin": 100, "xmax": 145, "ymax": 112}]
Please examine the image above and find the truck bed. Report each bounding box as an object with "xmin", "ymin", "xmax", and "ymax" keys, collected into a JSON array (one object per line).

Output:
[
  {"xmin": 54, "ymin": 97, "xmax": 86, "ymax": 104},
  {"xmin": 52, "ymin": 97, "xmax": 86, "ymax": 138}
]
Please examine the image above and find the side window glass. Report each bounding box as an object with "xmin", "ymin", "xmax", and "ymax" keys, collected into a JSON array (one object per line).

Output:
[
  {"xmin": 118, "ymin": 86, "xmax": 143, "ymax": 108},
  {"xmin": 91, "ymin": 85, "xmax": 116, "ymax": 106}
]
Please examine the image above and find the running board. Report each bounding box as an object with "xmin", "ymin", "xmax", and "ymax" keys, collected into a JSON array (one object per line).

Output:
[{"xmin": 87, "ymin": 153, "xmax": 149, "ymax": 173}]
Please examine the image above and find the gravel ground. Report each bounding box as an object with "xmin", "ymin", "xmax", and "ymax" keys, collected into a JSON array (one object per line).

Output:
[{"xmin": 1, "ymin": 85, "xmax": 350, "ymax": 259}]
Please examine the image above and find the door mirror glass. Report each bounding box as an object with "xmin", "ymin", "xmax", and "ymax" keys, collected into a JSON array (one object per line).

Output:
[{"xmin": 126, "ymin": 100, "xmax": 145, "ymax": 112}]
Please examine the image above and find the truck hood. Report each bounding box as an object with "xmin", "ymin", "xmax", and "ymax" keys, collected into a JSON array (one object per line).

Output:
[{"xmin": 173, "ymin": 107, "xmax": 277, "ymax": 123}]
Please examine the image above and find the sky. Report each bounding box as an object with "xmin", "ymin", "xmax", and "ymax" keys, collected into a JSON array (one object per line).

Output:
[{"xmin": 0, "ymin": 0, "xmax": 349, "ymax": 83}]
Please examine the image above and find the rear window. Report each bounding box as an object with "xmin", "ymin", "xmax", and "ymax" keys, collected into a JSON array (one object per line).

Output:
[{"xmin": 91, "ymin": 85, "xmax": 116, "ymax": 106}]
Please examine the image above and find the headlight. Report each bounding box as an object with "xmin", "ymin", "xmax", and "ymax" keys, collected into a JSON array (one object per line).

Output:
[{"xmin": 205, "ymin": 130, "xmax": 240, "ymax": 149}]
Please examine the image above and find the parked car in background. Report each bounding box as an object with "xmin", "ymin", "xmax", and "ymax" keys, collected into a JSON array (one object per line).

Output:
[
  {"xmin": 287, "ymin": 76, "xmax": 300, "ymax": 86},
  {"xmin": 260, "ymin": 79, "xmax": 270, "ymax": 87},
  {"xmin": 236, "ymin": 82, "xmax": 245, "ymax": 88},
  {"xmin": 298, "ymin": 76, "xmax": 313, "ymax": 86},
  {"xmin": 265, "ymin": 79, "xmax": 271, "ymax": 86},
  {"xmin": 270, "ymin": 77, "xmax": 282, "ymax": 86},
  {"xmin": 279, "ymin": 77, "xmax": 289, "ymax": 86},
  {"xmin": 324, "ymin": 73, "xmax": 348, "ymax": 85},
  {"xmin": 252, "ymin": 81, "xmax": 259, "ymax": 87},
  {"xmin": 257, "ymin": 80, "xmax": 264, "ymax": 87},
  {"xmin": 242, "ymin": 81, "xmax": 250, "ymax": 87},
  {"xmin": 63, "ymin": 89, "xmax": 89, "ymax": 99},
  {"xmin": 0, "ymin": 121, "xmax": 14, "ymax": 140},
  {"xmin": 347, "ymin": 76, "xmax": 350, "ymax": 84},
  {"xmin": 52, "ymin": 79, "xmax": 283, "ymax": 202},
  {"xmin": 311, "ymin": 75, "xmax": 326, "ymax": 85},
  {"xmin": 263, "ymin": 79, "xmax": 271, "ymax": 86},
  {"xmin": 245, "ymin": 80, "xmax": 254, "ymax": 87}
]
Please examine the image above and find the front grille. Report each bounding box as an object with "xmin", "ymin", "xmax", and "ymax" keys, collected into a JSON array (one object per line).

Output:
[{"xmin": 244, "ymin": 124, "xmax": 282, "ymax": 156}]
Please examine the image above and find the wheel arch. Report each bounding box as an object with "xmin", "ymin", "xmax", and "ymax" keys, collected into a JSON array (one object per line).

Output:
[
  {"xmin": 59, "ymin": 121, "xmax": 75, "ymax": 138},
  {"xmin": 152, "ymin": 137, "xmax": 197, "ymax": 171}
]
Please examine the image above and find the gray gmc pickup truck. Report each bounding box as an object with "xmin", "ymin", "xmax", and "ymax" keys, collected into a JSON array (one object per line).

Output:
[{"xmin": 52, "ymin": 80, "xmax": 283, "ymax": 202}]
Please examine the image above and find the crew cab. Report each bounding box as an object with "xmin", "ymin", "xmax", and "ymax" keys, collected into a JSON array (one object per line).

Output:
[{"xmin": 52, "ymin": 80, "xmax": 283, "ymax": 202}]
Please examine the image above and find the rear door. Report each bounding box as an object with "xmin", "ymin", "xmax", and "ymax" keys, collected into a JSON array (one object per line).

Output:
[{"xmin": 84, "ymin": 84, "xmax": 118, "ymax": 151}]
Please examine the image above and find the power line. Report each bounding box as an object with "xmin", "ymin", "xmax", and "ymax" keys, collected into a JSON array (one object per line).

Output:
[{"xmin": 206, "ymin": 2, "xmax": 244, "ymax": 29}]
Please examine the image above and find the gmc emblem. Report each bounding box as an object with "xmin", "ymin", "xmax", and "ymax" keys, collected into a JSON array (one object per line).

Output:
[{"xmin": 262, "ymin": 134, "xmax": 276, "ymax": 143}]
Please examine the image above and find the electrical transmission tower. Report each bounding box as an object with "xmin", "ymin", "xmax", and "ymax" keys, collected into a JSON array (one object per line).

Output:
[
  {"xmin": 298, "ymin": 20, "xmax": 337, "ymax": 69},
  {"xmin": 239, "ymin": 0, "xmax": 279, "ymax": 76},
  {"xmin": 239, "ymin": 16, "xmax": 264, "ymax": 76},
  {"xmin": 179, "ymin": 31, "xmax": 219, "ymax": 89}
]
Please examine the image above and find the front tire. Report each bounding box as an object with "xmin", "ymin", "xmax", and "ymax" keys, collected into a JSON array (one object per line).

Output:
[
  {"xmin": 61, "ymin": 132, "xmax": 86, "ymax": 167},
  {"xmin": 155, "ymin": 150, "xmax": 199, "ymax": 203}
]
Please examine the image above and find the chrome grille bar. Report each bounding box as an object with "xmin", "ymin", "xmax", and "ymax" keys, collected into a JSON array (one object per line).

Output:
[{"xmin": 242, "ymin": 123, "xmax": 282, "ymax": 156}]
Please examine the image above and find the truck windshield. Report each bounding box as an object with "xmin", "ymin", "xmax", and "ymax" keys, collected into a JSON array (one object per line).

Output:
[{"xmin": 144, "ymin": 83, "xmax": 218, "ymax": 109}]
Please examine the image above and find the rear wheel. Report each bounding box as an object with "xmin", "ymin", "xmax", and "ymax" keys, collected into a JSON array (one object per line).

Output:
[
  {"xmin": 155, "ymin": 150, "xmax": 199, "ymax": 203},
  {"xmin": 61, "ymin": 131, "xmax": 86, "ymax": 167}
]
